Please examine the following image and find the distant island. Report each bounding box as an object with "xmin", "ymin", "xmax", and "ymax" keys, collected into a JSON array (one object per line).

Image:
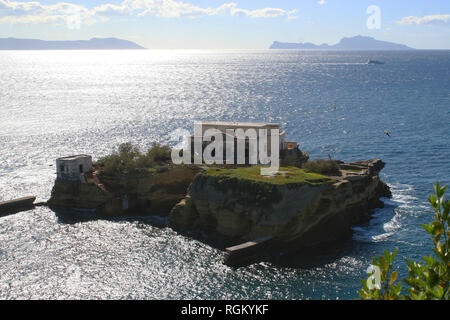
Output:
[
  {"xmin": 270, "ymin": 35, "xmax": 414, "ymax": 50},
  {"xmin": 0, "ymin": 37, "xmax": 146, "ymax": 50}
]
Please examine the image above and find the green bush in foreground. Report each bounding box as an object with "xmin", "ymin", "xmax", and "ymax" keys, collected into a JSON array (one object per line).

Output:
[
  {"xmin": 95, "ymin": 142, "xmax": 172, "ymax": 175},
  {"xmin": 359, "ymin": 182, "xmax": 449, "ymax": 300}
]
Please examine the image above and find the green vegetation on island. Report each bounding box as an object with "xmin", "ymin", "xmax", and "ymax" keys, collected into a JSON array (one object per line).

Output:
[
  {"xmin": 204, "ymin": 166, "xmax": 333, "ymax": 186},
  {"xmin": 95, "ymin": 142, "xmax": 172, "ymax": 175},
  {"xmin": 302, "ymin": 159, "xmax": 341, "ymax": 175},
  {"xmin": 95, "ymin": 142, "xmax": 336, "ymax": 186}
]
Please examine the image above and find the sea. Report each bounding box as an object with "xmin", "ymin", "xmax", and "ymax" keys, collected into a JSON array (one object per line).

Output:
[{"xmin": 0, "ymin": 49, "xmax": 449, "ymax": 299}]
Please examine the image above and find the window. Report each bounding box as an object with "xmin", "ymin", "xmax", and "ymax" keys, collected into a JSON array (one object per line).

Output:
[
  {"xmin": 60, "ymin": 165, "xmax": 65, "ymax": 173},
  {"xmin": 79, "ymin": 164, "xmax": 83, "ymax": 173}
]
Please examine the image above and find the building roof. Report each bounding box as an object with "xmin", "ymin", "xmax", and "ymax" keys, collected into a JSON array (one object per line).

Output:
[
  {"xmin": 193, "ymin": 121, "xmax": 284, "ymax": 138},
  {"xmin": 198, "ymin": 121, "xmax": 279, "ymax": 128},
  {"xmin": 57, "ymin": 154, "xmax": 91, "ymax": 161}
]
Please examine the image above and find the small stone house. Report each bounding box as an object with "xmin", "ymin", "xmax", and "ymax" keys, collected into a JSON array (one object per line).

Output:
[{"xmin": 56, "ymin": 155, "xmax": 93, "ymax": 182}]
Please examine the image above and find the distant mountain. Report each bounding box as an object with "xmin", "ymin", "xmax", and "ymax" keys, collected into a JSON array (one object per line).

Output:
[
  {"xmin": 0, "ymin": 37, "xmax": 146, "ymax": 50},
  {"xmin": 270, "ymin": 35, "xmax": 414, "ymax": 50}
]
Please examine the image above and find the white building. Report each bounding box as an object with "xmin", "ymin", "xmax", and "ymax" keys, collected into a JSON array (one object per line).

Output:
[
  {"xmin": 199, "ymin": 121, "xmax": 285, "ymax": 149},
  {"xmin": 192, "ymin": 121, "xmax": 299, "ymax": 164},
  {"xmin": 56, "ymin": 155, "xmax": 93, "ymax": 182}
]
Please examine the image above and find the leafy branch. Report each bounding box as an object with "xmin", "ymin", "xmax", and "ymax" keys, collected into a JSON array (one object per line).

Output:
[{"xmin": 359, "ymin": 182, "xmax": 449, "ymax": 300}]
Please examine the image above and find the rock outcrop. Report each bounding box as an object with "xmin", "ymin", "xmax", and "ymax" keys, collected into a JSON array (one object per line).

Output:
[
  {"xmin": 48, "ymin": 165, "xmax": 200, "ymax": 216},
  {"xmin": 169, "ymin": 159, "xmax": 391, "ymax": 262}
]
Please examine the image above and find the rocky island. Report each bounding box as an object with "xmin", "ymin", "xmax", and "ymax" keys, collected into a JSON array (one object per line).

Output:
[
  {"xmin": 0, "ymin": 37, "xmax": 145, "ymax": 50},
  {"xmin": 170, "ymin": 159, "xmax": 390, "ymax": 266},
  {"xmin": 269, "ymin": 35, "xmax": 414, "ymax": 50},
  {"xmin": 47, "ymin": 123, "xmax": 391, "ymax": 267}
]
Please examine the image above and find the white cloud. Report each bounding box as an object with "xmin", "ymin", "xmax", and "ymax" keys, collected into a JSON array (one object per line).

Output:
[
  {"xmin": 318, "ymin": 0, "xmax": 327, "ymax": 5},
  {"xmin": 93, "ymin": 3, "xmax": 130, "ymax": 17},
  {"xmin": 398, "ymin": 14, "xmax": 450, "ymax": 25},
  {"xmin": 98, "ymin": 1, "xmax": 298, "ymax": 20},
  {"xmin": 0, "ymin": 0, "xmax": 298, "ymax": 25},
  {"xmin": 0, "ymin": 0, "xmax": 95, "ymax": 25},
  {"xmin": 229, "ymin": 7, "xmax": 297, "ymax": 19}
]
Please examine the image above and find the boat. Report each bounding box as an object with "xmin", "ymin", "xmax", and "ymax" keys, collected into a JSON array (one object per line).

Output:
[{"xmin": 366, "ymin": 59, "xmax": 384, "ymax": 65}]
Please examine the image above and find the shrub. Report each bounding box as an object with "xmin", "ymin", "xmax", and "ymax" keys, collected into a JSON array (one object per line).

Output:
[
  {"xmin": 302, "ymin": 159, "xmax": 340, "ymax": 175},
  {"xmin": 146, "ymin": 142, "xmax": 171, "ymax": 164},
  {"xmin": 96, "ymin": 153, "xmax": 123, "ymax": 175},
  {"xmin": 95, "ymin": 142, "xmax": 172, "ymax": 175},
  {"xmin": 118, "ymin": 142, "xmax": 140, "ymax": 158},
  {"xmin": 359, "ymin": 182, "xmax": 449, "ymax": 300}
]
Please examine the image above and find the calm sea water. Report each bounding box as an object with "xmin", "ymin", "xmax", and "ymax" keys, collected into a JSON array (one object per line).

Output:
[{"xmin": 0, "ymin": 50, "xmax": 449, "ymax": 299}]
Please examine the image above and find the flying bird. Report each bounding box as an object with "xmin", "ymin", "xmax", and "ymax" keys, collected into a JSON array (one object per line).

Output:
[{"xmin": 384, "ymin": 130, "xmax": 390, "ymax": 137}]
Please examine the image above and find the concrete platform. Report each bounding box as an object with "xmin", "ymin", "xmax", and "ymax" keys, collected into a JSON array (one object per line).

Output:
[
  {"xmin": 0, "ymin": 196, "xmax": 36, "ymax": 217},
  {"xmin": 223, "ymin": 236, "xmax": 273, "ymax": 267}
]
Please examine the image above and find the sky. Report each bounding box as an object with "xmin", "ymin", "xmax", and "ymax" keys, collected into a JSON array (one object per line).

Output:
[{"xmin": 1, "ymin": 0, "xmax": 450, "ymax": 49}]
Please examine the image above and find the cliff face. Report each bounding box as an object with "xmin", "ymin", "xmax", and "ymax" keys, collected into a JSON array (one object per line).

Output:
[
  {"xmin": 47, "ymin": 179, "xmax": 111, "ymax": 211},
  {"xmin": 48, "ymin": 166, "xmax": 200, "ymax": 216},
  {"xmin": 169, "ymin": 159, "xmax": 391, "ymax": 253}
]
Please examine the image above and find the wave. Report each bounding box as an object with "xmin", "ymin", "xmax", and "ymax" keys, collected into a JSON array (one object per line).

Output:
[
  {"xmin": 305, "ymin": 62, "xmax": 368, "ymax": 65},
  {"xmin": 352, "ymin": 182, "xmax": 415, "ymax": 243}
]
